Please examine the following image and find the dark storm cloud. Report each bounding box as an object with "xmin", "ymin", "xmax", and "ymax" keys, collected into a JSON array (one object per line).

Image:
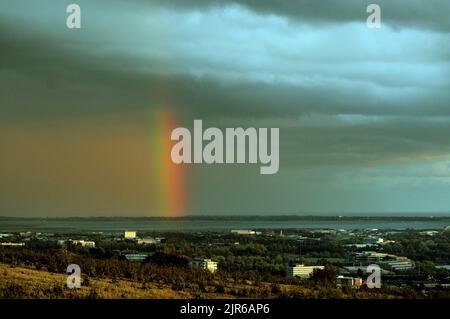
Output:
[
  {"xmin": 280, "ymin": 117, "xmax": 450, "ymax": 168},
  {"xmin": 1, "ymin": 1, "xmax": 449, "ymax": 119},
  {"xmin": 2, "ymin": 19, "xmax": 449, "ymax": 123},
  {"xmin": 1, "ymin": 0, "xmax": 450, "ymax": 215},
  {"xmin": 1, "ymin": 1, "xmax": 450, "ymax": 170},
  {"xmin": 157, "ymin": 0, "xmax": 450, "ymax": 32}
]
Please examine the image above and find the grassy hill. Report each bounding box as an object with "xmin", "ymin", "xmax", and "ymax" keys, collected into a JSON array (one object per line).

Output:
[
  {"xmin": 0, "ymin": 263, "xmax": 233, "ymax": 299},
  {"xmin": 0, "ymin": 262, "xmax": 411, "ymax": 299}
]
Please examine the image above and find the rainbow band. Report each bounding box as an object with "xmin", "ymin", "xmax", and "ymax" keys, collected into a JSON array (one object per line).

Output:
[{"xmin": 150, "ymin": 110, "xmax": 186, "ymax": 217}]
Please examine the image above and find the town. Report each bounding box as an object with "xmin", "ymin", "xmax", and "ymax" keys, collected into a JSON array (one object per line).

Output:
[{"xmin": 1, "ymin": 223, "xmax": 449, "ymax": 298}]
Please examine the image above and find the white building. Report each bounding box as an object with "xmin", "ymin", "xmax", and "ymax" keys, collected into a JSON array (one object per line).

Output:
[
  {"xmin": 379, "ymin": 240, "xmax": 396, "ymax": 246},
  {"xmin": 286, "ymin": 264, "xmax": 324, "ymax": 279},
  {"xmin": 137, "ymin": 237, "xmax": 163, "ymax": 245},
  {"xmin": 137, "ymin": 238, "xmax": 156, "ymax": 245},
  {"xmin": 124, "ymin": 231, "xmax": 137, "ymax": 239},
  {"xmin": 190, "ymin": 258, "xmax": 218, "ymax": 273},
  {"xmin": 420, "ymin": 230, "xmax": 439, "ymax": 236},
  {"xmin": 72, "ymin": 240, "xmax": 96, "ymax": 248},
  {"xmin": 231, "ymin": 230, "xmax": 261, "ymax": 235}
]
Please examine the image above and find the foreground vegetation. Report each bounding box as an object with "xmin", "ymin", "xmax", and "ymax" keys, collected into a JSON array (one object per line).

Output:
[
  {"xmin": 1, "ymin": 227, "xmax": 449, "ymax": 299},
  {"xmin": 1, "ymin": 246, "xmax": 448, "ymax": 299},
  {"xmin": 0, "ymin": 261, "xmax": 412, "ymax": 299}
]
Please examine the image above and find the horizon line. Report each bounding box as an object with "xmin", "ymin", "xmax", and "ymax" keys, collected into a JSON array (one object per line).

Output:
[{"xmin": 1, "ymin": 214, "xmax": 450, "ymax": 219}]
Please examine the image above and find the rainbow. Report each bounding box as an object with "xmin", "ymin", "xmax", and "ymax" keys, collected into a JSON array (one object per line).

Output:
[{"xmin": 150, "ymin": 110, "xmax": 187, "ymax": 217}]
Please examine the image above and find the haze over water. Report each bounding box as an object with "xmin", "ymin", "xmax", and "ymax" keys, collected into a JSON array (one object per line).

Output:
[{"xmin": 0, "ymin": 217, "xmax": 448, "ymax": 233}]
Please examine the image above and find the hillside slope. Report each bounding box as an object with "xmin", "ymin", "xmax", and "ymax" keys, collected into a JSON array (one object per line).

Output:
[{"xmin": 0, "ymin": 263, "xmax": 229, "ymax": 298}]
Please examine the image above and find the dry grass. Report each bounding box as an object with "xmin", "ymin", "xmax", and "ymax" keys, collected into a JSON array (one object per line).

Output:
[
  {"xmin": 0, "ymin": 263, "xmax": 209, "ymax": 299},
  {"xmin": 0, "ymin": 263, "xmax": 404, "ymax": 299}
]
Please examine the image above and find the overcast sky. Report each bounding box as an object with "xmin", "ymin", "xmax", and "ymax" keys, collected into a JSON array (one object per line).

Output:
[{"xmin": 1, "ymin": 0, "xmax": 450, "ymax": 216}]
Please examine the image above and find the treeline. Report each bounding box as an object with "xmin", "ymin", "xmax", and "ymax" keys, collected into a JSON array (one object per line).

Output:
[{"xmin": 383, "ymin": 231, "xmax": 450, "ymax": 264}]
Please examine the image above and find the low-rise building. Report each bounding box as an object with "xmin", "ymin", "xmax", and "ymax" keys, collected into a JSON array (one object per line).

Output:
[
  {"xmin": 435, "ymin": 265, "xmax": 450, "ymax": 271},
  {"xmin": 343, "ymin": 266, "xmax": 391, "ymax": 275},
  {"xmin": 379, "ymin": 240, "xmax": 396, "ymax": 246},
  {"xmin": 336, "ymin": 276, "xmax": 363, "ymax": 289},
  {"xmin": 57, "ymin": 240, "xmax": 67, "ymax": 246},
  {"xmin": 124, "ymin": 253, "xmax": 149, "ymax": 262},
  {"xmin": 345, "ymin": 243, "xmax": 376, "ymax": 249},
  {"xmin": 137, "ymin": 238, "xmax": 156, "ymax": 245},
  {"xmin": 124, "ymin": 231, "xmax": 137, "ymax": 239},
  {"xmin": 231, "ymin": 230, "xmax": 257, "ymax": 235},
  {"xmin": 72, "ymin": 240, "xmax": 96, "ymax": 248},
  {"xmin": 354, "ymin": 251, "xmax": 414, "ymax": 272},
  {"xmin": 190, "ymin": 258, "xmax": 218, "ymax": 273},
  {"xmin": 285, "ymin": 235, "xmax": 309, "ymax": 241},
  {"xmin": 354, "ymin": 251, "xmax": 388, "ymax": 264},
  {"xmin": 19, "ymin": 232, "xmax": 32, "ymax": 237},
  {"xmin": 137, "ymin": 237, "xmax": 163, "ymax": 245},
  {"xmin": 420, "ymin": 230, "xmax": 439, "ymax": 236},
  {"xmin": 286, "ymin": 264, "xmax": 324, "ymax": 279},
  {"xmin": 380, "ymin": 258, "xmax": 414, "ymax": 271},
  {"xmin": 0, "ymin": 242, "xmax": 25, "ymax": 247}
]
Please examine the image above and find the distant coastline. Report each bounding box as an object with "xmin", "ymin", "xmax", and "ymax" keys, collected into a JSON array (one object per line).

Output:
[
  {"xmin": 1, "ymin": 215, "xmax": 450, "ymax": 221},
  {"xmin": 1, "ymin": 215, "xmax": 449, "ymax": 233}
]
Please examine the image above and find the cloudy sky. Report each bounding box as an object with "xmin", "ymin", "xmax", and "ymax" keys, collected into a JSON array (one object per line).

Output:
[{"xmin": 1, "ymin": 0, "xmax": 450, "ymax": 217}]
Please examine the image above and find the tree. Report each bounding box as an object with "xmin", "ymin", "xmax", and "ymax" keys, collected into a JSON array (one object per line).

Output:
[
  {"xmin": 311, "ymin": 267, "xmax": 336, "ymax": 286},
  {"xmin": 146, "ymin": 252, "xmax": 189, "ymax": 267}
]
